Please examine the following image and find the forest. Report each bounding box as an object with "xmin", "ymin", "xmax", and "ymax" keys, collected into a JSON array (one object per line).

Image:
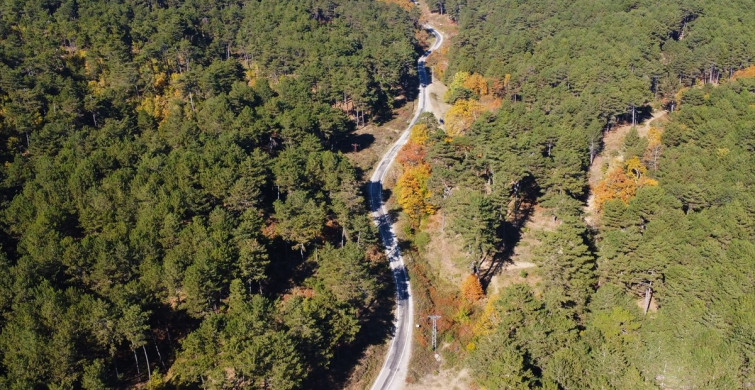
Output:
[
  {"xmin": 0, "ymin": 0, "xmax": 420, "ymax": 388},
  {"xmin": 399, "ymin": 0, "xmax": 754, "ymax": 388},
  {"xmin": 1, "ymin": 0, "xmax": 753, "ymax": 388}
]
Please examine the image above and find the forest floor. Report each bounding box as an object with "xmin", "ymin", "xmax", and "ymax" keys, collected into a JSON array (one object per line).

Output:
[
  {"xmin": 585, "ymin": 110, "xmax": 668, "ymax": 226},
  {"xmin": 485, "ymin": 205, "xmax": 547, "ymax": 297},
  {"xmin": 347, "ymin": 103, "xmax": 416, "ymax": 181},
  {"xmin": 425, "ymin": 74, "xmax": 451, "ymax": 124},
  {"xmin": 424, "ymin": 211, "xmax": 469, "ymax": 287}
]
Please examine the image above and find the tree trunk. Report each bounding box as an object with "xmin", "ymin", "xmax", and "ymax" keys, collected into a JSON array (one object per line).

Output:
[
  {"xmin": 153, "ymin": 336, "xmax": 166, "ymax": 370},
  {"xmin": 133, "ymin": 349, "xmax": 140, "ymax": 376},
  {"xmin": 513, "ymin": 180, "xmax": 521, "ymax": 215},
  {"xmin": 143, "ymin": 345, "xmax": 151, "ymax": 380},
  {"xmin": 643, "ymin": 287, "xmax": 653, "ymax": 315},
  {"xmin": 631, "ymin": 105, "xmax": 636, "ymax": 126}
]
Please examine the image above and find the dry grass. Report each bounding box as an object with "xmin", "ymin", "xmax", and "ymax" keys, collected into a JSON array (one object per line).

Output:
[
  {"xmin": 346, "ymin": 104, "xmax": 416, "ymax": 180},
  {"xmin": 425, "ymin": 78, "xmax": 451, "ymax": 124},
  {"xmin": 424, "ymin": 211, "xmax": 469, "ymax": 286},
  {"xmin": 405, "ymin": 368, "xmax": 472, "ymax": 390},
  {"xmin": 418, "ymin": 2, "xmax": 459, "ymax": 46}
]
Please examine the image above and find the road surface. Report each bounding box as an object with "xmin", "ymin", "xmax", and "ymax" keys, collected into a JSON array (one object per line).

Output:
[{"xmin": 368, "ymin": 25, "xmax": 443, "ymax": 390}]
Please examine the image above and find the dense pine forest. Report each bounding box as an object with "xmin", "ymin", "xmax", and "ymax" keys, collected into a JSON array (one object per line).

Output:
[
  {"xmin": 409, "ymin": 0, "xmax": 754, "ymax": 388},
  {"xmin": 0, "ymin": 0, "xmax": 420, "ymax": 388},
  {"xmin": 1, "ymin": 0, "xmax": 754, "ymax": 389}
]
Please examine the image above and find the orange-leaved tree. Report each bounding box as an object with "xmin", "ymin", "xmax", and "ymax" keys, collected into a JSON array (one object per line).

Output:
[
  {"xmin": 461, "ymin": 274, "xmax": 484, "ymax": 302},
  {"xmin": 594, "ymin": 157, "xmax": 658, "ymax": 210},
  {"xmin": 462, "ymin": 73, "xmax": 489, "ymax": 96},
  {"xmin": 397, "ymin": 124, "xmax": 430, "ymax": 166},
  {"xmin": 396, "ymin": 142, "xmax": 426, "ymax": 166}
]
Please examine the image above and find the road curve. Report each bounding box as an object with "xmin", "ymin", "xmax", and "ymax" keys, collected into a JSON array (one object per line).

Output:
[{"xmin": 368, "ymin": 25, "xmax": 444, "ymax": 390}]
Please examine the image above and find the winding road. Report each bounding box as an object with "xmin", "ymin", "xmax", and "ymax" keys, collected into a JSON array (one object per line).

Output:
[{"xmin": 368, "ymin": 26, "xmax": 443, "ymax": 390}]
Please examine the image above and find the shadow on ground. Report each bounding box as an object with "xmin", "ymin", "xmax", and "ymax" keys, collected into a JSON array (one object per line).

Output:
[{"xmin": 479, "ymin": 177, "xmax": 539, "ymax": 290}]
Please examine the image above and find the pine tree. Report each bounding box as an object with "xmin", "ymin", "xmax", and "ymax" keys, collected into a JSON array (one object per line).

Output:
[{"xmin": 533, "ymin": 215, "xmax": 596, "ymax": 312}]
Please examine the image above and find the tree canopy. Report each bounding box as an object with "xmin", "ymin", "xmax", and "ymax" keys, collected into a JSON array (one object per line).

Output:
[{"xmin": 0, "ymin": 0, "xmax": 420, "ymax": 387}]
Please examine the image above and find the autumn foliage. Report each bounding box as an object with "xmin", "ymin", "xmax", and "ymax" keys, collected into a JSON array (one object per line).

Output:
[
  {"xmin": 594, "ymin": 156, "xmax": 658, "ymax": 210},
  {"xmin": 396, "ymin": 124, "xmax": 435, "ymax": 227},
  {"xmin": 472, "ymin": 295, "xmax": 499, "ymax": 336},
  {"xmin": 396, "ymin": 142, "xmax": 426, "ymax": 166},
  {"xmin": 397, "ymin": 124, "xmax": 429, "ymax": 166},
  {"xmin": 396, "ymin": 162, "xmax": 434, "ymax": 227},
  {"xmin": 445, "ymin": 99, "xmax": 485, "ymax": 137},
  {"xmin": 731, "ymin": 65, "xmax": 755, "ymax": 80},
  {"xmin": 463, "ymin": 73, "xmax": 489, "ymax": 96},
  {"xmin": 461, "ymin": 274, "xmax": 485, "ymax": 302},
  {"xmin": 377, "ymin": 0, "xmax": 413, "ymax": 10}
]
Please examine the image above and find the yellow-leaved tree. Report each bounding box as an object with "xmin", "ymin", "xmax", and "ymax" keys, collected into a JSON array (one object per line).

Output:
[
  {"xmin": 409, "ymin": 123, "xmax": 429, "ymax": 145},
  {"xmin": 645, "ymin": 127, "xmax": 663, "ymax": 170},
  {"xmin": 472, "ymin": 294, "xmax": 499, "ymax": 337},
  {"xmin": 445, "ymin": 99, "xmax": 484, "ymax": 137},
  {"xmin": 395, "ymin": 162, "xmax": 434, "ymax": 227},
  {"xmin": 448, "ymin": 71, "xmax": 470, "ymax": 92}
]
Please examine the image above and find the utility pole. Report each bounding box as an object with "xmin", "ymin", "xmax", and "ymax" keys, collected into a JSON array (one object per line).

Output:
[{"xmin": 428, "ymin": 315, "xmax": 441, "ymax": 351}]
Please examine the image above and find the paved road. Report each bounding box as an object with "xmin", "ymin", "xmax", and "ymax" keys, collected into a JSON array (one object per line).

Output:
[{"xmin": 368, "ymin": 26, "xmax": 443, "ymax": 390}]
